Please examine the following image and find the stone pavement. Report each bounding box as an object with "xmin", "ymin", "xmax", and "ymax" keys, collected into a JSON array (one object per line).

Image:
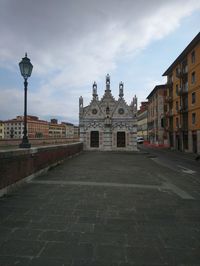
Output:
[{"xmin": 0, "ymin": 151, "xmax": 200, "ymax": 266}]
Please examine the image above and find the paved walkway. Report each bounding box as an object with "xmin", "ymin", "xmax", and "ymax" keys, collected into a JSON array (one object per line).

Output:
[{"xmin": 0, "ymin": 151, "xmax": 200, "ymax": 266}]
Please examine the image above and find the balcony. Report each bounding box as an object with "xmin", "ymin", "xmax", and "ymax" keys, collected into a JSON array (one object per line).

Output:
[
  {"xmin": 166, "ymin": 109, "xmax": 173, "ymax": 117},
  {"xmin": 178, "ymin": 84, "xmax": 188, "ymax": 96},
  {"xmin": 176, "ymin": 65, "xmax": 188, "ymax": 79},
  {"xmin": 182, "ymin": 106, "xmax": 188, "ymax": 113},
  {"xmin": 182, "ymin": 124, "xmax": 188, "ymax": 131},
  {"xmin": 166, "ymin": 125, "xmax": 173, "ymax": 132},
  {"xmin": 178, "ymin": 105, "xmax": 188, "ymax": 113},
  {"xmin": 177, "ymin": 123, "xmax": 188, "ymax": 131},
  {"xmin": 166, "ymin": 80, "xmax": 173, "ymax": 88},
  {"xmin": 165, "ymin": 96, "xmax": 173, "ymax": 103}
]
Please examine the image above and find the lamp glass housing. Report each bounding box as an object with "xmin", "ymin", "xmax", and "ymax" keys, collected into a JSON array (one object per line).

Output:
[{"xmin": 19, "ymin": 54, "xmax": 33, "ymax": 79}]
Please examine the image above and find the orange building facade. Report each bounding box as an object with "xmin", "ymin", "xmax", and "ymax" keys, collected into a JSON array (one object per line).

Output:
[
  {"xmin": 147, "ymin": 85, "xmax": 168, "ymax": 145},
  {"xmin": 4, "ymin": 116, "xmax": 49, "ymax": 139},
  {"xmin": 163, "ymin": 32, "xmax": 200, "ymax": 153},
  {"xmin": 27, "ymin": 116, "xmax": 49, "ymax": 138},
  {"xmin": 3, "ymin": 116, "xmax": 79, "ymax": 140}
]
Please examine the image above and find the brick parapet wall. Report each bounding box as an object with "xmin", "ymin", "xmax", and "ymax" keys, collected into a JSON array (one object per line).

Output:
[
  {"xmin": 0, "ymin": 142, "xmax": 83, "ymax": 193},
  {"xmin": 0, "ymin": 138, "xmax": 79, "ymax": 147}
]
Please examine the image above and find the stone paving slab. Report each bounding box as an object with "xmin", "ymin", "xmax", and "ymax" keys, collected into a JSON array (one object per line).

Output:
[{"xmin": 0, "ymin": 151, "xmax": 200, "ymax": 265}]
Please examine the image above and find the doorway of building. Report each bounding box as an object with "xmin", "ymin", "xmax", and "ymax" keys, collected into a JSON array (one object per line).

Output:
[
  {"xmin": 176, "ymin": 135, "xmax": 180, "ymax": 150},
  {"xmin": 183, "ymin": 133, "xmax": 188, "ymax": 150},
  {"xmin": 117, "ymin": 132, "xmax": 126, "ymax": 147},
  {"xmin": 192, "ymin": 133, "xmax": 197, "ymax": 153},
  {"xmin": 90, "ymin": 131, "xmax": 99, "ymax": 147},
  {"xmin": 169, "ymin": 133, "xmax": 173, "ymax": 147}
]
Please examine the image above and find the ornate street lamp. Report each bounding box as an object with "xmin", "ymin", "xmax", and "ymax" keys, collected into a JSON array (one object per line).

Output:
[{"xmin": 19, "ymin": 53, "xmax": 33, "ymax": 148}]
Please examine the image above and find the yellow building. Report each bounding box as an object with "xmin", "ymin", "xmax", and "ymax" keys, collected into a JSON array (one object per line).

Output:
[
  {"xmin": 73, "ymin": 126, "xmax": 80, "ymax": 140},
  {"xmin": 137, "ymin": 102, "xmax": 148, "ymax": 140},
  {"xmin": 163, "ymin": 32, "xmax": 200, "ymax": 153},
  {"xmin": 0, "ymin": 121, "xmax": 4, "ymax": 139},
  {"xmin": 49, "ymin": 119, "xmax": 66, "ymax": 138},
  {"xmin": 61, "ymin": 122, "xmax": 74, "ymax": 138}
]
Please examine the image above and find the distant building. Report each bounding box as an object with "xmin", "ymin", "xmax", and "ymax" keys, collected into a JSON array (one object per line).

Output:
[
  {"xmin": 147, "ymin": 85, "xmax": 168, "ymax": 145},
  {"xmin": 61, "ymin": 122, "xmax": 74, "ymax": 138},
  {"xmin": 4, "ymin": 117, "xmax": 24, "ymax": 139},
  {"xmin": 0, "ymin": 121, "xmax": 4, "ymax": 139},
  {"xmin": 3, "ymin": 115, "xmax": 80, "ymax": 140},
  {"xmin": 73, "ymin": 126, "xmax": 80, "ymax": 140},
  {"xmin": 26, "ymin": 116, "xmax": 49, "ymax": 138},
  {"xmin": 49, "ymin": 119, "xmax": 65, "ymax": 138},
  {"xmin": 79, "ymin": 74, "xmax": 137, "ymax": 151},
  {"xmin": 163, "ymin": 32, "xmax": 200, "ymax": 153},
  {"xmin": 4, "ymin": 116, "xmax": 49, "ymax": 139},
  {"xmin": 137, "ymin": 102, "xmax": 148, "ymax": 140}
]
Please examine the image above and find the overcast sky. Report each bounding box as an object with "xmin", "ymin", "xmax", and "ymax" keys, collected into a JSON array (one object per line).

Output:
[{"xmin": 0, "ymin": 0, "xmax": 200, "ymax": 124}]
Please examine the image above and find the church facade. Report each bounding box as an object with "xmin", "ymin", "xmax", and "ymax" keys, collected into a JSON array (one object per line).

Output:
[{"xmin": 79, "ymin": 74, "xmax": 138, "ymax": 151}]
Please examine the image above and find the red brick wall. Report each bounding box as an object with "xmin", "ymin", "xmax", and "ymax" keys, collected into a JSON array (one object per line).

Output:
[
  {"xmin": 0, "ymin": 138, "xmax": 79, "ymax": 147},
  {"xmin": 0, "ymin": 142, "xmax": 83, "ymax": 190}
]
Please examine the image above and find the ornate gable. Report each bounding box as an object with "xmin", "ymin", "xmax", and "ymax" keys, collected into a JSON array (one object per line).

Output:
[
  {"xmin": 112, "ymin": 98, "xmax": 132, "ymax": 119},
  {"xmin": 84, "ymin": 98, "xmax": 104, "ymax": 119}
]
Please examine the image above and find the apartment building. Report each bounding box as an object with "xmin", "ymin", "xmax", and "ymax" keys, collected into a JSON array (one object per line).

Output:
[
  {"xmin": 49, "ymin": 119, "xmax": 66, "ymax": 138},
  {"xmin": 137, "ymin": 102, "xmax": 148, "ymax": 140},
  {"xmin": 4, "ymin": 116, "xmax": 49, "ymax": 139},
  {"xmin": 61, "ymin": 122, "xmax": 74, "ymax": 138},
  {"xmin": 4, "ymin": 117, "xmax": 24, "ymax": 139},
  {"xmin": 26, "ymin": 116, "xmax": 49, "ymax": 138},
  {"xmin": 73, "ymin": 126, "xmax": 80, "ymax": 140},
  {"xmin": 163, "ymin": 32, "xmax": 200, "ymax": 153},
  {"xmin": 0, "ymin": 121, "xmax": 4, "ymax": 139},
  {"xmin": 147, "ymin": 85, "xmax": 168, "ymax": 145}
]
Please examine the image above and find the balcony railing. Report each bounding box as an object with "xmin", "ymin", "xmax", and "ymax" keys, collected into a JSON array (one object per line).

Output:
[
  {"xmin": 165, "ymin": 96, "xmax": 173, "ymax": 102},
  {"xmin": 166, "ymin": 109, "xmax": 173, "ymax": 117},
  {"xmin": 178, "ymin": 105, "xmax": 188, "ymax": 113},
  {"xmin": 178, "ymin": 84, "xmax": 188, "ymax": 95},
  {"xmin": 166, "ymin": 80, "xmax": 173, "ymax": 87},
  {"xmin": 165, "ymin": 125, "xmax": 173, "ymax": 132},
  {"xmin": 176, "ymin": 65, "xmax": 188, "ymax": 79},
  {"xmin": 177, "ymin": 123, "xmax": 188, "ymax": 131}
]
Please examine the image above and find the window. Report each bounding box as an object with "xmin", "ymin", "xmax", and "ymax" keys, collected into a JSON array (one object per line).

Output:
[
  {"xmin": 176, "ymin": 101, "xmax": 178, "ymax": 111},
  {"xmin": 192, "ymin": 113, "xmax": 196, "ymax": 125},
  {"xmin": 176, "ymin": 67, "xmax": 180, "ymax": 77},
  {"xmin": 176, "ymin": 84, "xmax": 179, "ymax": 95},
  {"xmin": 191, "ymin": 72, "xmax": 196, "ymax": 84},
  {"xmin": 176, "ymin": 117, "xmax": 179, "ymax": 128},
  {"xmin": 191, "ymin": 50, "xmax": 195, "ymax": 64},
  {"xmin": 161, "ymin": 118, "xmax": 165, "ymax": 128},
  {"xmin": 192, "ymin": 92, "xmax": 196, "ymax": 104}
]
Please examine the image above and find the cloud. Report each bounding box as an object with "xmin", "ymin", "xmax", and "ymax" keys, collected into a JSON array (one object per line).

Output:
[{"xmin": 0, "ymin": 0, "xmax": 200, "ymax": 122}]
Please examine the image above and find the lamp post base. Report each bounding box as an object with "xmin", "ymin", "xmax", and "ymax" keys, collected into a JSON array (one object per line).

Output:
[{"xmin": 19, "ymin": 141, "xmax": 31, "ymax": 148}]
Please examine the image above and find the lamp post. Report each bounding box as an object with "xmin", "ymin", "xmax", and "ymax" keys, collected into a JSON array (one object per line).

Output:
[{"xmin": 19, "ymin": 53, "xmax": 33, "ymax": 148}]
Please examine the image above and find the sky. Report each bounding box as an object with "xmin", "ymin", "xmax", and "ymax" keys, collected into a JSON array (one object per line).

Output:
[{"xmin": 0, "ymin": 0, "xmax": 200, "ymax": 125}]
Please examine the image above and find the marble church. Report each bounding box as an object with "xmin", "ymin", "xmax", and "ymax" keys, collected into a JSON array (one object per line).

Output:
[{"xmin": 79, "ymin": 74, "xmax": 138, "ymax": 151}]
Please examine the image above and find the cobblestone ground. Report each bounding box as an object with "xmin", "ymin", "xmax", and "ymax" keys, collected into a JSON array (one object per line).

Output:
[{"xmin": 0, "ymin": 151, "xmax": 200, "ymax": 266}]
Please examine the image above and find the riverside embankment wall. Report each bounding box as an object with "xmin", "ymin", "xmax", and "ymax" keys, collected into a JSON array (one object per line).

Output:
[{"xmin": 0, "ymin": 142, "xmax": 83, "ymax": 196}]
